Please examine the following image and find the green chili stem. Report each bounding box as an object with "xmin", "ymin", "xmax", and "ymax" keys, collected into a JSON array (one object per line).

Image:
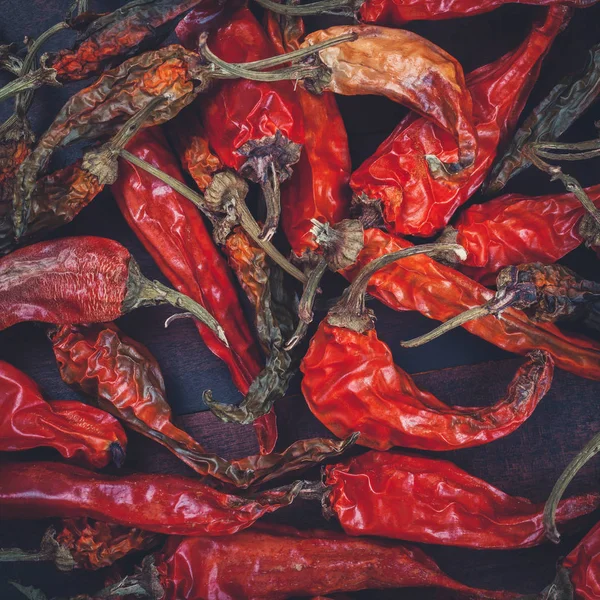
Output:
[
  {"xmin": 0, "ymin": 66, "xmax": 59, "ymax": 104},
  {"xmin": 253, "ymin": 0, "xmax": 356, "ymax": 17},
  {"xmin": 543, "ymin": 430, "xmax": 600, "ymax": 544},
  {"xmin": 120, "ymin": 151, "xmax": 307, "ymax": 284},
  {"xmin": 259, "ymin": 162, "xmax": 281, "ymax": 242}
]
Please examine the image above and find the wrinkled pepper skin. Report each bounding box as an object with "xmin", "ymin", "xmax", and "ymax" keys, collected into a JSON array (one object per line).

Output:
[
  {"xmin": 301, "ymin": 322, "xmax": 553, "ymax": 450},
  {"xmin": 0, "ymin": 236, "xmax": 131, "ymax": 330},
  {"xmin": 325, "ymin": 451, "xmax": 600, "ymax": 549},
  {"xmin": 0, "ymin": 462, "xmax": 301, "ymax": 536},
  {"xmin": 301, "ymin": 25, "xmax": 477, "ymax": 171},
  {"xmin": 113, "ymin": 127, "xmax": 261, "ymax": 397},
  {"xmin": 0, "ymin": 360, "xmax": 126, "ymax": 469},
  {"xmin": 350, "ymin": 6, "xmax": 569, "ymax": 237},
  {"xmin": 356, "ymin": 0, "xmax": 596, "ymax": 25},
  {"xmin": 175, "ymin": 0, "xmax": 241, "ymax": 49},
  {"xmin": 265, "ymin": 12, "xmax": 352, "ymax": 257},
  {"xmin": 561, "ymin": 520, "xmax": 600, "ymax": 599},
  {"xmin": 450, "ymin": 184, "xmax": 600, "ymax": 284},
  {"xmin": 341, "ymin": 228, "xmax": 600, "ymax": 380},
  {"xmin": 153, "ymin": 524, "xmax": 517, "ymax": 599}
]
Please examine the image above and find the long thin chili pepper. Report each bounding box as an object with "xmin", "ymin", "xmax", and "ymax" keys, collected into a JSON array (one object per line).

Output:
[
  {"xmin": 113, "ymin": 127, "xmax": 280, "ymax": 453},
  {"xmin": 440, "ymin": 184, "xmax": 600, "ymax": 284},
  {"xmin": 0, "ymin": 461, "xmax": 304, "ymax": 536},
  {"xmin": 64, "ymin": 524, "xmax": 518, "ymax": 599},
  {"xmin": 341, "ymin": 227, "xmax": 600, "ymax": 380},
  {"xmin": 193, "ymin": 6, "xmax": 306, "ymax": 242},
  {"xmin": 0, "ymin": 520, "xmax": 161, "ymax": 572},
  {"xmin": 0, "ymin": 359, "xmax": 126, "ymax": 469},
  {"xmin": 0, "ymin": 236, "xmax": 226, "ymax": 342},
  {"xmin": 350, "ymin": 6, "xmax": 569, "ymax": 237},
  {"xmin": 486, "ymin": 41, "xmax": 600, "ymax": 193},
  {"xmin": 307, "ymin": 451, "xmax": 600, "ymax": 550},
  {"xmin": 254, "ymin": 0, "xmax": 597, "ymax": 23},
  {"xmin": 301, "ymin": 245, "xmax": 555, "ymax": 451},
  {"xmin": 401, "ymin": 263, "xmax": 600, "ymax": 346},
  {"xmin": 298, "ymin": 24, "xmax": 477, "ymax": 176},
  {"xmin": 50, "ymin": 322, "xmax": 356, "ymax": 488}
]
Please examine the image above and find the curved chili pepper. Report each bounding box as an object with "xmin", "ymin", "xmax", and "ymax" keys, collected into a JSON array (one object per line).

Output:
[
  {"xmin": 0, "ymin": 236, "xmax": 226, "ymax": 341},
  {"xmin": 85, "ymin": 524, "xmax": 517, "ymax": 599},
  {"xmin": 0, "ymin": 359, "xmax": 126, "ymax": 469},
  {"xmin": 0, "ymin": 520, "xmax": 161, "ymax": 572},
  {"xmin": 319, "ymin": 451, "xmax": 600, "ymax": 550},
  {"xmin": 341, "ymin": 227, "xmax": 600, "ymax": 380},
  {"xmin": 255, "ymin": 0, "xmax": 597, "ymax": 23},
  {"xmin": 193, "ymin": 6, "xmax": 306, "ymax": 241},
  {"xmin": 442, "ymin": 184, "xmax": 600, "ymax": 284},
  {"xmin": 0, "ymin": 461, "xmax": 303, "ymax": 536},
  {"xmin": 301, "ymin": 245, "xmax": 554, "ymax": 450},
  {"xmin": 350, "ymin": 6, "xmax": 569, "ymax": 237},
  {"xmin": 486, "ymin": 41, "xmax": 600, "ymax": 194},
  {"xmin": 50, "ymin": 322, "xmax": 355, "ymax": 488},
  {"xmin": 300, "ymin": 24, "xmax": 477, "ymax": 175}
]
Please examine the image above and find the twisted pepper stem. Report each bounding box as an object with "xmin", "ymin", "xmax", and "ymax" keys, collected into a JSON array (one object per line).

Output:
[
  {"xmin": 258, "ymin": 162, "xmax": 281, "ymax": 242},
  {"xmin": 544, "ymin": 430, "xmax": 600, "ymax": 544},
  {"xmin": 253, "ymin": 0, "xmax": 357, "ymax": 17},
  {"xmin": 120, "ymin": 151, "xmax": 307, "ymax": 284},
  {"xmin": 0, "ymin": 65, "xmax": 60, "ymax": 104}
]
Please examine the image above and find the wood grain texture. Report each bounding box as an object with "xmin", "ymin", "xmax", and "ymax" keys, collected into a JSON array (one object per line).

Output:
[{"xmin": 0, "ymin": 0, "xmax": 600, "ymax": 598}]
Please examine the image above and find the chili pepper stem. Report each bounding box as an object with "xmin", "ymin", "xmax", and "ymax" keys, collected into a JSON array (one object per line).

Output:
[
  {"xmin": 259, "ymin": 162, "xmax": 281, "ymax": 241},
  {"xmin": 543, "ymin": 429, "xmax": 600, "ymax": 544},
  {"xmin": 0, "ymin": 47, "xmax": 22, "ymax": 76},
  {"xmin": 0, "ymin": 64, "xmax": 60, "ymax": 104},
  {"xmin": 329, "ymin": 244, "xmax": 467, "ymax": 333},
  {"xmin": 285, "ymin": 257, "xmax": 328, "ymax": 350},
  {"xmin": 120, "ymin": 151, "xmax": 307, "ymax": 283},
  {"xmin": 252, "ymin": 0, "xmax": 358, "ymax": 17}
]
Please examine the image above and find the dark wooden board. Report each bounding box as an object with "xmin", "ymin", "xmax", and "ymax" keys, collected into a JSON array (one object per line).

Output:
[{"xmin": 1, "ymin": 1, "xmax": 600, "ymax": 598}]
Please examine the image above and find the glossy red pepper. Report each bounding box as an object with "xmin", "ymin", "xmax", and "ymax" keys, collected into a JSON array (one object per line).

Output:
[
  {"xmin": 0, "ymin": 236, "xmax": 225, "ymax": 340},
  {"xmin": 192, "ymin": 6, "xmax": 305, "ymax": 241},
  {"xmin": 0, "ymin": 461, "xmax": 302, "ymax": 536},
  {"xmin": 444, "ymin": 184, "xmax": 600, "ymax": 284},
  {"xmin": 350, "ymin": 6, "xmax": 570, "ymax": 237},
  {"xmin": 341, "ymin": 227, "xmax": 600, "ymax": 380},
  {"xmin": 0, "ymin": 359, "xmax": 126, "ymax": 469},
  {"xmin": 102, "ymin": 524, "xmax": 517, "ymax": 599},
  {"xmin": 321, "ymin": 451, "xmax": 600, "ymax": 549},
  {"xmin": 559, "ymin": 520, "xmax": 600, "ymax": 599}
]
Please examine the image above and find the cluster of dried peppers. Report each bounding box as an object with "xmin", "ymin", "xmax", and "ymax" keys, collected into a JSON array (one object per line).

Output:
[{"xmin": 1, "ymin": 0, "xmax": 600, "ymax": 598}]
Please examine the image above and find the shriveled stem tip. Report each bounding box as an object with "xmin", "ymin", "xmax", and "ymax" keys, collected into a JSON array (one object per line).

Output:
[
  {"xmin": 0, "ymin": 65, "xmax": 60, "ymax": 104},
  {"xmin": 252, "ymin": 0, "xmax": 356, "ymax": 17},
  {"xmin": 258, "ymin": 162, "xmax": 280, "ymax": 242},
  {"xmin": 543, "ymin": 430, "xmax": 600, "ymax": 544}
]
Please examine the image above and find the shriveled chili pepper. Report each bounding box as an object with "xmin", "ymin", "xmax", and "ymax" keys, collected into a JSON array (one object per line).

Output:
[
  {"xmin": 0, "ymin": 236, "xmax": 226, "ymax": 342},
  {"xmin": 298, "ymin": 25, "xmax": 477, "ymax": 176},
  {"xmin": 350, "ymin": 6, "xmax": 569, "ymax": 237},
  {"xmin": 401, "ymin": 262, "xmax": 600, "ymax": 347},
  {"xmin": 308, "ymin": 450, "xmax": 600, "ymax": 550},
  {"xmin": 0, "ymin": 461, "xmax": 303, "ymax": 536},
  {"xmin": 255, "ymin": 0, "xmax": 597, "ymax": 24},
  {"xmin": 341, "ymin": 227, "xmax": 600, "ymax": 380},
  {"xmin": 0, "ymin": 359, "xmax": 126, "ymax": 469},
  {"xmin": 441, "ymin": 184, "xmax": 600, "ymax": 284},
  {"xmin": 192, "ymin": 6, "xmax": 306, "ymax": 241},
  {"xmin": 301, "ymin": 245, "xmax": 555, "ymax": 451},
  {"xmin": 76, "ymin": 523, "xmax": 517, "ymax": 599},
  {"xmin": 487, "ymin": 41, "xmax": 600, "ymax": 194},
  {"xmin": 0, "ymin": 520, "xmax": 161, "ymax": 572},
  {"xmin": 50, "ymin": 322, "xmax": 355, "ymax": 488}
]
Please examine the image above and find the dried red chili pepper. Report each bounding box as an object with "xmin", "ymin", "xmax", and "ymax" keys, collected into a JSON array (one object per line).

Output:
[
  {"xmin": 301, "ymin": 245, "xmax": 554, "ymax": 450},
  {"xmin": 0, "ymin": 520, "xmax": 160, "ymax": 572},
  {"xmin": 341, "ymin": 227, "xmax": 600, "ymax": 380},
  {"xmin": 401, "ymin": 262, "xmax": 600, "ymax": 347},
  {"xmin": 441, "ymin": 184, "xmax": 600, "ymax": 284},
  {"xmin": 78, "ymin": 524, "xmax": 517, "ymax": 599},
  {"xmin": 50, "ymin": 322, "xmax": 355, "ymax": 488},
  {"xmin": 0, "ymin": 461, "xmax": 303, "ymax": 536},
  {"xmin": 350, "ymin": 6, "xmax": 569, "ymax": 237},
  {"xmin": 0, "ymin": 236, "xmax": 226, "ymax": 342},
  {"xmin": 299, "ymin": 24, "xmax": 477, "ymax": 176},
  {"xmin": 308, "ymin": 451, "xmax": 600, "ymax": 550},
  {"xmin": 192, "ymin": 6, "xmax": 306, "ymax": 241},
  {"xmin": 0, "ymin": 359, "xmax": 126, "ymax": 469},
  {"xmin": 255, "ymin": 0, "xmax": 597, "ymax": 24},
  {"xmin": 487, "ymin": 41, "xmax": 600, "ymax": 194}
]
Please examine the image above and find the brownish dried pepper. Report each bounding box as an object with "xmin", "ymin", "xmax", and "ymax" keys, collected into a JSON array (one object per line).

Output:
[{"xmin": 50, "ymin": 322, "xmax": 356, "ymax": 488}]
